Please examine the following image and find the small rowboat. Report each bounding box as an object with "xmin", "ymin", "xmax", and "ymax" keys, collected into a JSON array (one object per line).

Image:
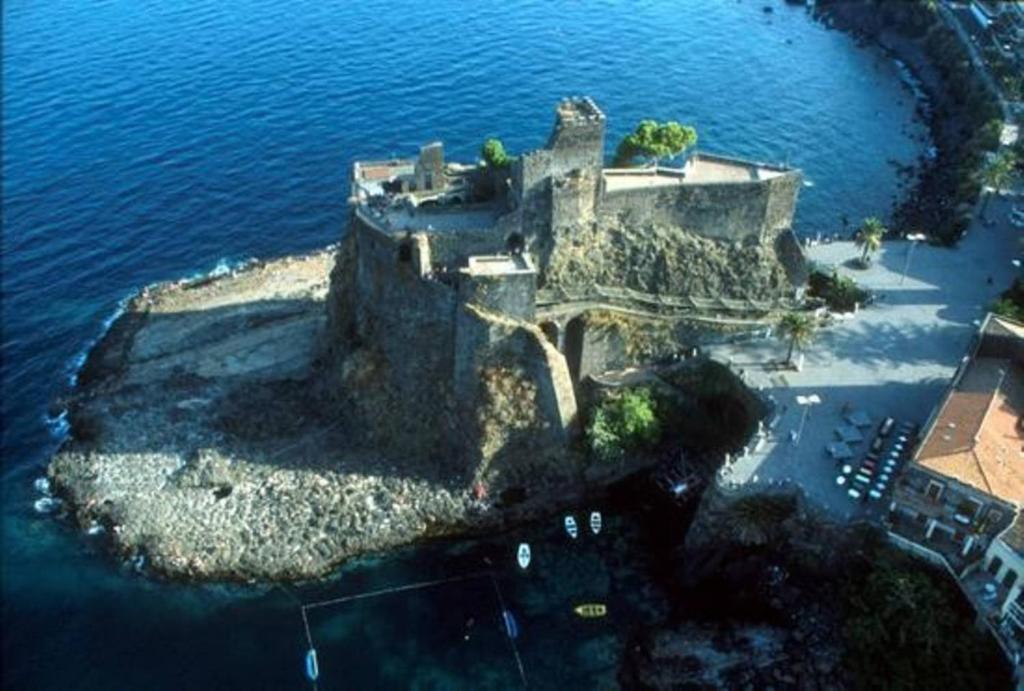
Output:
[
  {"xmin": 503, "ymin": 610, "xmax": 519, "ymax": 639},
  {"xmin": 305, "ymin": 648, "xmax": 319, "ymax": 682},
  {"xmin": 589, "ymin": 511, "xmax": 602, "ymax": 535},
  {"xmin": 516, "ymin": 543, "xmax": 531, "ymax": 569},
  {"xmin": 574, "ymin": 603, "xmax": 607, "ymax": 618},
  {"xmin": 564, "ymin": 515, "xmax": 578, "ymax": 539}
]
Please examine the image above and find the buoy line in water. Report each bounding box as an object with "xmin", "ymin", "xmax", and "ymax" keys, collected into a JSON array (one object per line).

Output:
[{"xmin": 297, "ymin": 570, "xmax": 527, "ymax": 688}]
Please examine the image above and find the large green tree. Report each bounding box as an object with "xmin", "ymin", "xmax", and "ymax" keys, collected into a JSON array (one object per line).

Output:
[
  {"xmin": 613, "ymin": 120, "xmax": 697, "ymax": 167},
  {"xmin": 777, "ymin": 312, "xmax": 816, "ymax": 366},
  {"xmin": 854, "ymin": 217, "xmax": 886, "ymax": 264}
]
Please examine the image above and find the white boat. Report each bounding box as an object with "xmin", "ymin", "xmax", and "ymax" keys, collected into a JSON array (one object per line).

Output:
[
  {"xmin": 589, "ymin": 511, "xmax": 602, "ymax": 535},
  {"xmin": 564, "ymin": 515, "xmax": 578, "ymax": 539},
  {"xmin": 305, "ymin": 648, "xmax": 319, "ymax": 682},
  {"xmin": 516, "ymin": 543, "xmax": 531, "ymax": 569}
]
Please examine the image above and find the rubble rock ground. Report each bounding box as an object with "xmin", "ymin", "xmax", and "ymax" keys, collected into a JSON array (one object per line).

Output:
[{"xmin": 49, "ymin": 249, "xmax": 476, "ymax": 581}]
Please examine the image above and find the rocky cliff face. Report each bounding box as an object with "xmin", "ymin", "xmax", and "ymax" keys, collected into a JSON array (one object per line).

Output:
[{"xmin": 541, "ymin": 218, "xmax": 794, "ymax": 299}]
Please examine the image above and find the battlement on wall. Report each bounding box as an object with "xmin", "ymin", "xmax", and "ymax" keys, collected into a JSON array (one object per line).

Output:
[
  {"xmin": 554, "ymin": 97, "xmax": 606, "ymax": 127},
  {"xmin": 544, "ymin": 97, "xmax": 606, "ymax": 171}
]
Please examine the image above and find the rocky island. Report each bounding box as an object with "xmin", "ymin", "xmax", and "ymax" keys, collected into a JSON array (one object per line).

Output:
[{"xmin": 48, "ymin": 98, "xmax": 807, "ymax": 581}]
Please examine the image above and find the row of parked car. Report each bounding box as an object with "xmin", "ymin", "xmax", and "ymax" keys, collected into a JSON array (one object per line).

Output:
[
  {"xmin": 838, "ymin": 418, "xmax": 919, "ymax": 503},
  {"xmin": 1010, "ymin": 206, "xmax": 1024, "ymax": 229}
]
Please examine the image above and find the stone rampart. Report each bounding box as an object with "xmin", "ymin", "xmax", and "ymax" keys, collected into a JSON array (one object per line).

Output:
[
  {"xmin": 597, "ymin": 171, "xmax": 801, "ymax": 244},
  {"xmin": 324, "ymin": 212, "xmax": 576, "ymax": 476}
]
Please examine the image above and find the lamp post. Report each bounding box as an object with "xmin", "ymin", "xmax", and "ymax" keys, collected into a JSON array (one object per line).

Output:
[
  {"xmin": 900, "ymin": 233, "xmax": 927, "ymax": 285},
  {"xmin": 793, "ymin": 393, "xmax": 822, "ymax": 446}
]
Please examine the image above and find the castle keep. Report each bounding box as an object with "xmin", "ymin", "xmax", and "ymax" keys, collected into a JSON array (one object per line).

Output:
[{"xmin": 324, "ymin": 98, "xmax": 803, "ymax": 487}]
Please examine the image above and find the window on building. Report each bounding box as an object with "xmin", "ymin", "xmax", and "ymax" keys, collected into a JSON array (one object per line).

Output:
[
  {"xmin": 955, "ymin": 497, "xmax": 984, "ymax": 522},
  {"xmin": 990, "ymin": 556, "xmax": 1005, "ymax": 575},
  {"xmin": 925, "ymin": 480, "xmax": 945, "ymax": 502},
  {"xmin": 398, "ymin": 239, "xmax": 413, "ymax": 263},
  {"xmin": 424, "ymin": 172, "xmax": 433, "ymax": 191},
  {"xmin": 1005, "ymin": 570, "xmax": 1019, "ymax": 590}
]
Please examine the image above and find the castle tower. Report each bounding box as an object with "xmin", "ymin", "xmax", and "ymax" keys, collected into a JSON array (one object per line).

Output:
[
  {"xmin": 545, "ymin": 97, "xmax": 606, "ymax": 177},
  {"xmin": 514, "ymin": 98, "xmax": 606, "ymax": 262}
]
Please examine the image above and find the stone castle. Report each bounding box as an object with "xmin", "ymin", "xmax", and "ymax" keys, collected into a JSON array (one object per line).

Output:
[{"xmin": 323, "ymin": 98, "xmax": 804, "ymax": 491}]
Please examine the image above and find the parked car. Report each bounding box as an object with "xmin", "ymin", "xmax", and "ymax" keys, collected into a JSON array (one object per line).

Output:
[{"xmin": 878, "ymin": 417, "xmax": 896, "ymax": 438}]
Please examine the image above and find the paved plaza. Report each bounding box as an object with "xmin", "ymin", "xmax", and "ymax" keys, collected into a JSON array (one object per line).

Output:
[{"xmin": 711, "ymin": 197, "xmax": 1022, "ymax": 521}]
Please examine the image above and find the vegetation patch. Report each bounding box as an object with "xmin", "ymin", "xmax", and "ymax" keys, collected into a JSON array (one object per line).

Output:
[
  {"xmin": 807, "ymin": 270, "xmax": 869, "ymax": 313},
  {"xmin": 613, "ymin": 120, "xmax": 698, "ymax": 167},
  {"xmin": 991, "ymin": 278, "xmax": 1024, "ymax": 322},
  {"xmin": 839, "ymin": 546, "xmax": 1009, "ymax": 690},
  {"xmin": 587, "ymin": 387, "xmax": 661, "ymax": 463}
]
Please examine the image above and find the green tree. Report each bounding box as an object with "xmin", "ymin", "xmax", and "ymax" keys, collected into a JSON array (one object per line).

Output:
[
  {"xmin": 481, "ymin": 138, "xmax": 511, "ymax": 168},
  {"xmin": 854, "ymin": 217, "xmax": 886, "ymax": 264},
  {"xmin": 979, "ymin": 150, "xmax": 1017, "ymax": 217},
  {"xmin": 777, "ymin": 312, "xmax": 816, "ymax": 366},
  {"xmin": 587, "ymin": 388, "xmax": 660, "ymax": 462},
  {"xmin": 991, "ymin": 298, "xmax": 1024, "ymax": 322},
  {"xmin": 841, "ymin": 559, "xmax": 1010, "ymax": 690},
  {"xmin": 808, "ymin": 270, "xmax": 868, "ymax": 312},
  {"xmin": 613, "ymin": 120, "xmax": 697, "ymax": 167}
]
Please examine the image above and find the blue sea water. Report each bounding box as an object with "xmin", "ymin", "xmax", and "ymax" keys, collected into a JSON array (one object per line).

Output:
[{"xmin": 2, "ymin": 0, "xmax": 927, "ymax": 688}]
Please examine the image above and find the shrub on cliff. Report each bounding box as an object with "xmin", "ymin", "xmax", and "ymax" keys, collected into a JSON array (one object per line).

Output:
[
  {"xmin": 587, "ymin": 388, "xmax": 660, "ymax": 462},
  {"xmin": 481, "ymin": 138, "xmax": 511, "ymax": 168}
]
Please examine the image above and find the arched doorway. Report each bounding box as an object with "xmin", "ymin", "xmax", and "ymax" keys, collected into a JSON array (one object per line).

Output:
[
  {"xmin": 564, "ymin": 315, "xmax": 585, "ymax": 382},
  {"xmin": 506, "ymin": 232, "xmax": 525, "ymax": 256},
  {"xmin": 539, "ymin": 321, "xmax": 559, "ymax": 349}
]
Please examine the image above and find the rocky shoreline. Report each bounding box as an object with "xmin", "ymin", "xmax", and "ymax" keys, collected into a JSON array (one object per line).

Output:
[
  {"xmin": 44, "ymin": 247, "xmax": 654, "ymax": 582},
  {"xmin": 815, "ymin": 0, "xmax": 1003, "ymax": 243}
]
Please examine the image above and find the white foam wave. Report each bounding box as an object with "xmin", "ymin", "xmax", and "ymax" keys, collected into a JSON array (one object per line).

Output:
[
  {"xmin": 33, "ymin": 496, "xmax": 62, "ymax": 514},
  {"xmin": 66, "ymin": 290, "xmax": 138, "ymax": 389},
  {"xmin": 33, "ymin": 476, "xmax": 51, "ymax": 495},
  {"xmin": 180, "ymin": 256, "xmax": 256, "ymax": 286}
]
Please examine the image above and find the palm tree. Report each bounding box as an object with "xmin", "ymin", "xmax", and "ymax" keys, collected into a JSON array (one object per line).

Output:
[
  {"xmin": 778, "ymin": 312, "xmax": 816, "ymax": 367},
  {"xmin": 980, "ymin": 151, "xmax": 1017, "ymax": 218},
  {"xmin": 854, "ymin": 217, "xmax": 886, "ymax": 265}
]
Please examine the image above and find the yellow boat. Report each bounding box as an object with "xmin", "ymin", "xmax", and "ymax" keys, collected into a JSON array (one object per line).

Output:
[{"xmin": 574, "ymin": 603, "xmax": 607, "ymax": 618}]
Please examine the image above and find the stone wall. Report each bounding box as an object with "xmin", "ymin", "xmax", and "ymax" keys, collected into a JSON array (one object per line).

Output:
[
  {"xmin": 424, "ymin": 211, "xmax": 521, "ymax": 267},
  {"xmin": 457, "ymin": 269, "xmax": 536, "ymax": 322},
  {"xmin": 324, "ymin": 215, "xmax": 460, "ymax": 461},
  {"xmin": 597, "ymin": 172, "xmax": 801, "ymax": 245},
  {"xmin": 541, "ymin": 217, "xmax": 795, "ymax": 299},
  {"xmin": 323, "ymin": 213, "xmax": 577, "ymax": 479},
  {"xmin": 566, "ymin": 310, "xmax": 768, "ymax": 381},
  {"xmin": 453, "ymin": 305, "xmax": 577, "ymax": 490},
  {"xmin": 512, "ymin": 98, "xmax": 606, "ymax": 248}
]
